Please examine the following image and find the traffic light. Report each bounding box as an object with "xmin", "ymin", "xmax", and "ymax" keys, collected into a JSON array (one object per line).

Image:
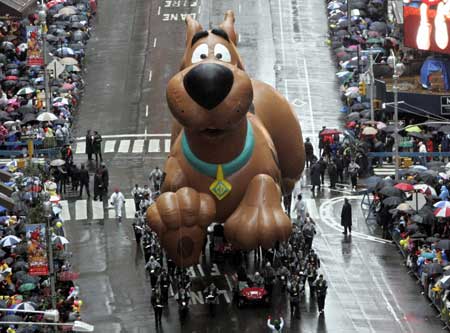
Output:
[{"xmin": 358, "ymin": 81, "xmax": 366, "ymax": 96}]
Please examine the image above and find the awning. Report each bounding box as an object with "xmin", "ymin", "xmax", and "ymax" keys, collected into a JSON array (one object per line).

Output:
[{"xmin": 0, "ymin": 0, "xmax": 37, "ymax": 17}]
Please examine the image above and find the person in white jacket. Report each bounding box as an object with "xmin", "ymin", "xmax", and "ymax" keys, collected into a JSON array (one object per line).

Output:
[
  {"xmin": 109, "ymin": 188, "xmax": 125, "ymax": 222},
  {"xmin": 267, "ymin": 316, "xmax": 284, "ymax": 332}
]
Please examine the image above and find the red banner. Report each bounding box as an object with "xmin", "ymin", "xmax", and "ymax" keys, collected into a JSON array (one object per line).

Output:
[
  {"xmin": 26, "ymin": 26, "xmax": 44, "ymax": 66},
  {"xmin": 25, "ymin": 224, "xmax": 49, "ymax": 276}
]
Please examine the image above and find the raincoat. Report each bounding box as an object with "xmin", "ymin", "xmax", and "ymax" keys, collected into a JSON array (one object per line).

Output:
[{"xmin": 109, "ymin": 191, "xmax": 125, "ymax": 219}]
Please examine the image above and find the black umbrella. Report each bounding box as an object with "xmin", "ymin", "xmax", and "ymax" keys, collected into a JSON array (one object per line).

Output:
[
  {"xmin": 22, "ymin": 113, "xmax": 37, "ymax": 125},
  {"xmin": 379, "ymin": 186, "xmax": 403, "ymax": 197},
  {"xmin": 383, "ymin": 196, "xmax": 403, "ymax": 207},
  {"xmin": 12, "ymin": 260, "xmax": 27, "ymax": 271},
  {"xmin": 361, "ymin": 176, "xmax": 382, "ymax": 189},
  {"xmin": 439, "ymin": 125, "xmax": 450, "ymax": 134},
  {"xmin": 424, "ymin": 121, "xmax": 442, "ymax": 129},
  {"xmin": 418, "ymin": 205, "xmax": 436, "ymax": 225},
  {"xmin": 426, "ymin": 236, "xmax": 440, "ymax": 243},
  {"xmin": 406, "ymin": 223, "xmax": 419, "ymax": 232},
  {"xmin": 410, "ymin": 231, "xmax": 426, "ymax": 239},
  {"xmin": 437, "ymin": 239, "xmax": 450, "ymax": 250},
  {"xmin": 423, "ymin": 262, "xmax": 443, "ymax": 275},
  {"xmin": 17, "ymin": 105, "xmax": 34, "ymax": 114},
  {"xmin": 0, "ymin": 111, "xmax": 11, "ymax": 122},
  {"xmin": 370, "ymin": 21, "xmax": 388, "ymax": 33},
  {"xmin": 411, "ymin": 214, "xmax": 424, "ymax": 224}
]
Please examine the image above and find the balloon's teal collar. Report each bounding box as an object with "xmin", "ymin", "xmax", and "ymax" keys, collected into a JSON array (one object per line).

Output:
[{"xmin": 181, "ymin": 120, "xmax": 254, "ymax": 178}]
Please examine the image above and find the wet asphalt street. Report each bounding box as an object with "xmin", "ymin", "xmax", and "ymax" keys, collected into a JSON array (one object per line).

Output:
[{"xmin": 62, "ymin": 0, "xmax": 446, "ymax": 332}]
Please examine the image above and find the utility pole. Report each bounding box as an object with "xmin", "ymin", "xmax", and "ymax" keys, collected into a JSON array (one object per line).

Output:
[
  {"xmin": 391, "ymin": 50, "xmax": 400, "ymax": 181},
  {"xmin": 369, "ymin": 52, "xmax": 375, "ymax": 121},
  {"xmin": 38, "ymin": 2, "xmax": 51, "ymax": 113}
]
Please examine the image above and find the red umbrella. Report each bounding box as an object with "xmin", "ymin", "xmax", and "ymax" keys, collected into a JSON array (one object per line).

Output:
[
  {"xmin": 346, "ymin": 121, "xmax": 356, "ymax": 128},
  {"xmin": 4, "ymin": 76, "xmax": 18, "ymax": 81},
  {"xmin": 319, "ymin": 129, "xmax": 341, "ymax": 136},
  {"xmin": 46, "ymin": 0, "xmax": 65, "ymax": 9},
  {"xmin": 394, "ymin": 183, "xmax": 415, "ymax": 192},
  {"xmin": 434, "ymin": 207, "xmax": 450, "ymax": 218}
]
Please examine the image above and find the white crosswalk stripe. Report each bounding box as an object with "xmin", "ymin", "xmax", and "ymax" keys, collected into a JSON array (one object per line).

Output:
[
  {"xmin": 148, "ymin": 139, "xmax": 160, "ymax": 153},
  {"xmin": 373, "ymin": 164, "xmax": 396, "ymax": 176},
  {"xmin": 91, "ymin": 200, "xmax": 104, "ymax": 220},
  {"xmin": 60, "ymin": 200, "xmax": 71, "ymax": 221},
  {"xmin": 132, "ymin": 139, "xmax": 145, "ymax": 153},
  {"xmin": 74, "ymin": 138, "xmax": 172, "ymax": 155},
  {"xmin": 125, "ymin": 199, "xmax": 135, "ymax": 219},
  {"xmin": 104, "ymin": 140, "xmax": 116, "ymax": 153},
  {"xmin": 75, "ymin": 199, "xmax": 87, "ymax": 220},
  {"xmin": 75, "ymin": 141, "xmax": 86, "ymax": 154},
  {"xmin": 118, "ymin": 140, "xmax": 130, "ymax": 153},
  {"xmin": 305, "ymin": 198, "xmax": 319, "ymax": 220}
]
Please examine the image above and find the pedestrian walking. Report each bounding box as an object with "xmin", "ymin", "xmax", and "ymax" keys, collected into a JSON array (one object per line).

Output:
[
  {"xmin": 131, "ymin": 184, "xmax": 143, "ymax": 212},
  {"xmin": 348, "ymin": 160, "xmax": 360, "ymax": 191},
  {"xmin": 151, "ymin": 289, "xmax": 164, "ymax": 326},
  {"xmin": 304, "ymin": 137, "xmax": 314, "ymax": 168},
  {"xmin": 109, "ymin": 188, "xmax": 125, "ymax": 222},
  {"xmin": 418, "ymin": 141, "xmax": 427, "ymax": 166},
  {"xmin": 334, "ymin": 152, "xmax": 345, "ymax": 183},
  {"xmin": 78, "ymin": 164, "xmax": 90, "ymax": 198},
  {"xmin": 318, "ymin": 157, "xmax": 327, "ymax": 185},
  {"xmin": 100, "ymin": 163, "xmax": 109, "ymax": 193},
  {"xmin": 293, "ymin": 194, "xmax": 307, "ymax": 226},
  {"xmin": 283, "ymin": 193, "xmax": 292, "ymax": 217},
  {"xmin": 341, "ymin": 198, "xmax": 352, "ymax": 235},
  {"xmin": 318, "ymin": 126, "xmax": 326, "ymax": 157},
  {"xmin": 315, "ymin": 274, "xmax": 328, "ymax": 314},
  {"xmin": 267, "ymin": 316, "xmax": 284, "ymax": 332},
  {"xmin": 310, "ymin": 161, "xmax": 321, "ymax": 193},
  {"xmin": 149, "ymin": 166, "xmax": 164, "ymax": 192},
  {"xmin": 93, "ymin": 131, "xmax": 103, "ymax": 165},
  {"xmin": 132, "ymin": 222, "xmax": 142, "ymax": 244},
  {"xmin": 93, "ymin": 169, "xmax": 104, "ymax": 201},
  {"xmin": 302, "ymin": 215, "xmax": 316, "ymax": 252},
  {"xmin": 85, "ymin": 130, "xmax": 94, "ymax": 161},
  {"xmin": 146, "ymin": 256, "xmax": 162, "ymax": 288},
  {"xmin": 328, "ymin": 160, "xmax": 338, "ymax": 189}
]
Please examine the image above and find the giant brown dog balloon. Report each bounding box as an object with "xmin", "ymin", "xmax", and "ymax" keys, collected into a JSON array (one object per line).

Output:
[{"xmin": 147, "ymin": 10, "xmax": 305, "ymax": 267}]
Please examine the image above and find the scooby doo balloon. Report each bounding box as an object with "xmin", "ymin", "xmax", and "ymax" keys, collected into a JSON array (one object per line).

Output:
[{"xmin": 147, "ymin": 10, "xmax": 305, "ymax": 267}]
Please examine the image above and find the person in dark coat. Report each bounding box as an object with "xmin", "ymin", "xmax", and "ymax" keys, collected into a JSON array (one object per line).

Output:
[
  {"xmin": 334, "ymin": 152, "xmax": 345, "ymax": 183},
  {"xmin": 85, "ymin": 130, "xmax": 94, "ymax": 161},
  {"xmin": 318, "ymin": 126, "xmax": 326, "ymax": 156},
  {"xmin": 100, "ymin": 163, "xmax": 109, "ymax": 193},
  {"xmin": 341, "ymin": 198, "xmax": 352, "ymax": 235},
  {"xmin": 93, "ymin": 169, "xmax": 104, "ymax": 201},
  {"xmin": 78, "ymin": 164, "xmax": 90, "ymax": 198},
  {"xmin": 70, "ymin": 164, "xmax": 80, "ymax": 191},
  {"xmin": 310, "ymin": 162, "xmax": 322, "ymax": 193},
  {"xmin": 318, "ymin": 157, "xmax": 327, "ymax": 185},
  {"xmin": 93, "ymin": 131, "xmax": 103, "ymax": 165},
  {"xmin": 328, "ymin": 160, "xmax": 338, "ymax": 189},
  {"xmin": 304, "ymin": 137, "xmax": 314, "ymax": 168}
]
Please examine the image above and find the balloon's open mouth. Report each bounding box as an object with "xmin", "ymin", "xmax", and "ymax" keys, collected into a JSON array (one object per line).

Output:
[{"xmin": 201, "ymin": 128, "xmax": 226, "ymax": 136}]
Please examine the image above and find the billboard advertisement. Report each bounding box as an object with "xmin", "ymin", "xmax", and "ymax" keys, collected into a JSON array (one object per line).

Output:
[
  {"xmin": 25, "ymin": 223, "xmax": 49, "ymax": 276},
  {"xmin": 26, "ymin": 25, "xmax": 44, "ymax": 66},
  {"xmin": 404, "ymin": 0, "xmax": 450, "ymax": 54}
]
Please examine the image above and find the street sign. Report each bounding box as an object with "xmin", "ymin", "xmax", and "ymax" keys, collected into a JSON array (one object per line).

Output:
[
  {"xmin": 441, "ymin": 96, "xmax": 450, "ymax": 115},
  {"xmin": 46, "ymin": 58, "xmax": 64, "ymax": 78}
]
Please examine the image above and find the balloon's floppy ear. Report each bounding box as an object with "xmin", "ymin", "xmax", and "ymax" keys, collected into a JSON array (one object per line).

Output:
[
  {"xmin": 180, "ymin": 15, "xmax": 204, "ymax": 69},
  {"xmin": 219, "ymin": 10, "xmax": 238, "ymax": 45}
]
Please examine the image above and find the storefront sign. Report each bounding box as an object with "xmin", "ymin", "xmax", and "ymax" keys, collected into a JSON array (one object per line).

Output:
[{"xmin": 440, "ymin": 96, "xmax": 450, "ymax": 115}]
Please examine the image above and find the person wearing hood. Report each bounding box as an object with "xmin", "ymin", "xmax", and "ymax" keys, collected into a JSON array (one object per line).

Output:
[
  {"xmin": 439, "ymin": 183, "xmax": 449, "ymax": 201},
  {"xmin": 418, "ymin": 141, "xmax": 427, "ymax": 166}
]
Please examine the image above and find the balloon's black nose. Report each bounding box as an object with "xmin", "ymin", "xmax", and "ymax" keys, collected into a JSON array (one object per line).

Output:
[{"xmin": 183, "ymin": 63, "xmax": 234, "ymax": 110}]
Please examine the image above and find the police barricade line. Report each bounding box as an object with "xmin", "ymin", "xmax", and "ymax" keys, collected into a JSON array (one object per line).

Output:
[{"xmin": 368, "ymin": 152, "xmax": 450, "ymax": 157}]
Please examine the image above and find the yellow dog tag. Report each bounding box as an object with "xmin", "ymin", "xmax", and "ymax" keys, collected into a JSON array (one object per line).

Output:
[{"xmin": 209, "ymin": 165, "xmax": 232, "ymax": 200}]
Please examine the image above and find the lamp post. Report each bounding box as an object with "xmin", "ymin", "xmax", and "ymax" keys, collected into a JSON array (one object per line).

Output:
[
  {"xmin": 43, "ymin": 201, "xmax": 56, "ymax": 310},
  {"xmin": 38, "ymin": 2, "xmax": 51, "ymax": 113}
]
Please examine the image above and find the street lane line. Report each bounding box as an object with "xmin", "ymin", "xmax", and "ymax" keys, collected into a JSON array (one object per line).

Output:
[
  {"xmin": 145, "ymin": 105, "xmax": 149, "ymax": 117},
  {"xmin": 125, "ymin": 199, "xmax": 135, "ymax": 219},
  {"xmin": 108, "ymin": 207, "xmax": 115, "ymax": 219},
  {"xmin": 148, "ymin": 70, "xmax": 152, "ymax": 82},
  {"xmin": 153, "ymin": 38, "xmax": 157, "ymax": 48},
  {"xmin": 157, "ymin": 6, "xmax": 161, "ymax": 15},
  {"xmin": 305, "ymin": 198, "xmax": 319, "ymax": 220},
  {"xmin": 303, "ymin": 58, "xmax": 316, "ymax": 139},
  {"xmin": 60, "ymin": 200, "xmax": 70, "ymax": 221},
  {"xmin": 118, "ymin": 140, "xmax": 130, "ymax": 153},
  {"xmin": 92, "ymin": 200, "xmax": 104, "ymax": 220},
  {"xmin": 75, "ymin": 200, "xmax": 87, "ymax": 220},
  {"xmin": 148, "ymin": 139, "xmax": 160, "ymax": 152},
  {"xmin": 164, "ymin": 139, "xmax": 171, "ymax": 153},
  {"xmin": 104, "ymin": 140, "xmax": 116, "ymax": 153},
  {"xmin": 75, "ymin": 141, "xmax": 85, "ymax": 154},
  {"xmin": 132, "ymin": 139, "xmax": 145, "ymax": 153}
]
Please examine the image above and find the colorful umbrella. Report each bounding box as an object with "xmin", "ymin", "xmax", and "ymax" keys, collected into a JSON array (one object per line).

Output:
[
  {"xmin": 394, "ymin": 183, "xmax": 415, "ymax": 192},
  {"xmin": 0, "ymin": 235, "xmax": 21, "ymax": 247},
  {"xmin": 434, "ymin": 207, "xmax": 450, "ymax": 217},
  {"xmin": 362, "ymin": 127, "xmax": 378, "ymax": 135},
  {"xmin": 18, "ymin": 283, "xmax": 36, "ymax": 293},
  {"xmin": 414, "ymin": 184, "xmax": 437, "ymax": 196},
  {"xmin": 405, "ymin": 125, "xmax": 422, "ymax": 133},
  {"xmin": 434, "ymin": 201, "xmax": 450, "ymax": 209}
]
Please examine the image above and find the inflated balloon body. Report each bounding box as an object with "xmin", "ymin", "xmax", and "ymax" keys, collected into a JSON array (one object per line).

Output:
[{"xmin": 147, "ymin": 10, "xmax": 305, "ymax": 267}]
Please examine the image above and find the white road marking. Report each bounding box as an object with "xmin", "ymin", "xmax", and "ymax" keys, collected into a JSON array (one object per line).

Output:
[
  {"xmin": 125, "ymin": 199, "xmax": 135, "ymax": 219},
  {"xmin": 75, "ymin": 141, "xmax": 85, "ymax": 154},
  {"xmin": 148, "ymin": 70, "xmax": 152, "ymax": 82},
  {"xmin": 92, "ymin": 200, "xmax": 104, "ymax": 220},
  {"xmin": 145, "ymin": 105, "xmax": 149, "ymax": 117},
  {"xmin": 305, "ymin": 198, "xmax": 319, "ymax": 220},
  {"xmin": 60, "ymin": 200, "xmax": 71, "ymax": 221},
  {"xmin": 148, "ymin": 139, "xmax": 160, "ymax": 153},
  {"xmin": 164, "ymin": 139, "xmax": 171, "ymax": 153},
  {"xmin": 108, "ymin": 206, "xmax": 116, "ymax": 219},
  {"xmin": 144, "ymin": 128, "xmax": 147, "ymax": 136},
  {"xmin": 197, "ymin": 264, "xmax": 205, "ymax": 277},
  {"xmin": 277, "ymin": 0, "xmax": 288, "ymax": 97},
  {"xmin": 153, "ymin": 38, "xmax": 157, "ymax": 48},
  {"xmin": 75, "ymin": 133, "xmax": 170, "ymax": 140},
  {"xmin": 104, "ymin": 140, "xmax": 116, "ymax": 153},
  {"xmin": 132, "ymin": 139, "xmax": 145, "ymax": 153},
  {"xmin": 118, "ymin": 140, "xmax": 130, "ymax": 153},
  {"xmin": 303, "ymin": 58, "xmax": 316, "ymax": 139},
  {"xmin": 75, "ymin": 199, "xmax": 87, "ymax": 220},
  {"xmin": 157, "ymin": 6, "xmax": 161, "ymax": 15}
]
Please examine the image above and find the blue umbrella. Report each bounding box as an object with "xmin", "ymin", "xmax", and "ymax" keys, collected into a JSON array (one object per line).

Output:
[{"xmin": 55, "ymin": 47, "xmax": 75, "ymax": 57}]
